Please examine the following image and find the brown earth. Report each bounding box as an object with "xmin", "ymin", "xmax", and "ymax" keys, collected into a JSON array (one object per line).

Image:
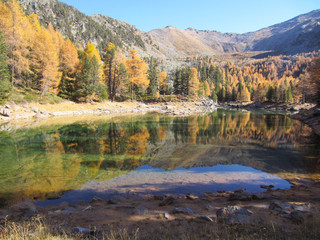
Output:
[
  {"xmin": 1, "ymin": 101, "xmax": 320, "ymax": 239},
  {"xmin": 1, "ymin": 180, "xmax": 320, "ymax": 239}
]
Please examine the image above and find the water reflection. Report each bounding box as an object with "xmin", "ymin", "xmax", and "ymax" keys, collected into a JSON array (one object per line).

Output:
[
  {"xmin": 38, "ymin": 164, "xmax": 291, "ymax": 206},
  {"xmin": 0, "ymin": 110, "xmax": 319, "ymax": 207}
]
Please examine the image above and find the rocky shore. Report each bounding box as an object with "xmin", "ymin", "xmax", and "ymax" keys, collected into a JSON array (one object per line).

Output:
[
  {"xmin": 1, "ymin": 100, "xmax": 320, "ymax": 239},
  {"xmin": 0, "ymin": 100, "xmax": 218, "ymax": 123},
  {"xmin": 1, "ymin": 179, "xmax": 320, "ymax": 239}
]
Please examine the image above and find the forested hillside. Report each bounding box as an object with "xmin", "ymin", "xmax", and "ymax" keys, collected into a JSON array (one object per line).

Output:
[
  {"xmin": 0, "ymin": 0, "xmax": 319, "ymax": 106},
  {"xmin": 17, "ymin": 0, "xmax": 161, "ymax": 56}
]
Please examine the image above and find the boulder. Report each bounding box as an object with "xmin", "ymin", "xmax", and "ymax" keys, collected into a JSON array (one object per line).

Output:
[
  {"xmin": 159, "ymin": 196, "xmax": 175, "ymax": 206},
  {"xmin": 72, "ymin": 227, "xmax": 94, "ymax": 236},
  {"xmin": 252, "ymin": 193, "xmax": 273, "ymax": 200},
  {"xmin": 62, "ymin": 207, "xmax": 77, "ymax": 215},
  {"xmin": 0, "ymin": 108, "xmax": 10, "ymax": 117},
  {"xmin": 9, "ymin": 200, "xmax": 37, "ymax": 216},
  {"xmin": 31, "ymin": 107, "xmax": 39, "ymax": 113},
  {"xmin": 216, "ymin": 206, "xmax": 253, "ymax": 224},
  {"xmin": 90, "ymin": 196, "xmax": 104, "ymax": 203},
  {"xmin": 198, "ymin": 215, "xmax": 214, "ymax": 222},
  {"xmin": 131, "ymin": 206, "xmax": 146, "ymax": 216},
  {"xmin": 285, "ymin": 210, "xmax": 313, "ymax": 224},
  {"xmin": 228, "ymin": 191, "xmax": 252, "ymax": 201},
  {"xmin": 313, "ymin": 108, "xmax": 320, "ymax": 116},
  {"xmin": 107, "ymin": 195, "xmax": 126, "ymax": 204},
  {"xmin": 172, "ymin": 207, "xmax": 194, "ymax": 216},
  {"xmin": 269, "ymin": 201, "xmax": 291, "ymax": 214}
]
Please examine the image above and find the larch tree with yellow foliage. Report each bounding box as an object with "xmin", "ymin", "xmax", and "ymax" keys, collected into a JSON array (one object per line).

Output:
[
  {"xmin": 0, "ymin": 0, "xmax": 32, "ymax": 85},
  {"xmin": 188, "ymin": 67, "xmax": 200, "ymax": 99},
  {"xmin": 159, "ymin": 71, "xmax": 169, "ymax": 95},
  {"xmin": 32, "ymin": 26, "xmax": 61, "ymax": 96},
  {"xmin": 125, "ymin": 49, "xmax": 149, "ymax": 101},
  {"xmin": 58, "ymin": 38, "xmax": 79, "ymax": 99}
]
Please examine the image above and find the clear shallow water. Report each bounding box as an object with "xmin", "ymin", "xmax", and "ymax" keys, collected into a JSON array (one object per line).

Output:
[
  {"xmin": 0, "ymin": 109, "xmax": 319, "ymax": 207},
  {"xmin": 38, "ymin": 164, "xmax": 291, "ymax": 206}
]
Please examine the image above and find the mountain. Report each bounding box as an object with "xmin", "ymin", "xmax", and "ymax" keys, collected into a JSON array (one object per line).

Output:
[
  {"xmin": 18, "ymin": 0, "xmax": 163, "ymax": 57},
  {"xmin": 19, "ymin": 0, "xmax": 320, "ymax": 58},
  {"xmin": 150, "ymin": 10, "xmax": 320, "ymax": 57}
]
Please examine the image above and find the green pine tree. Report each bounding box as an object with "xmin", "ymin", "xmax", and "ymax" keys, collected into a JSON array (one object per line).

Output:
[
  {"xmin": 73, "ymin": 55, "xmax": 100, "ymax": 102},
  {"xmin": 147, "ymin": 58, "xmax": 159, "ymax": 98},
  {"xmin": 0, "ymin": 31, "xmax": 11, "ymax": 104}
]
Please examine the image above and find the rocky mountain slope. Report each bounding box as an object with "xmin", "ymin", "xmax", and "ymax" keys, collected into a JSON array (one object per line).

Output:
[
  {"xmin": 150, "ymin": 10, "xmax": 320, "ymax": 57},
  {"xmin": 19, "ymin": 0, "xmax": 320, "ymax": 58},
  {"xmin": 18, "ymin": 0, "xmax": 163, "ymax": 57}
]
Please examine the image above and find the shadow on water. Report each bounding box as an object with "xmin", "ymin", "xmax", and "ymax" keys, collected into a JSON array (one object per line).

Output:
[
  {"xmin": 38, "ymin": 164, "xmax": 291, "ymax": 207},
  {"xmin": 0, "ymin": 109, "xmax": 319, "ymax": 207}
]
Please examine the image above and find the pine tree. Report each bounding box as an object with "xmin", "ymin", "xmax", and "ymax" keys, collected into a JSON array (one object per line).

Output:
[
  {"xmin": 0, "ymin": 31, "xmax": 11, "ymax": 104},
  {"xmin": 73, "ymin": 55, "xmax": 97, "ymax": 102},
  {"xmin": 84, "ymin": 42, "xmax": 102, "ymax": 83},
  {"xmin": 103, "ymin": 43, "xmax": 127, "ymax": 101},
  {"xmin": 146, "ymin": 58, "xmax": 159, "ymax": 98}
]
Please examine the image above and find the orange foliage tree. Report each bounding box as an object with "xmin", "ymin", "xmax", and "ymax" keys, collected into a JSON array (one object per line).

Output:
[
  {"xmin": 125, "ymin": 49, "xmax": 149, "ymax": 100},
  {"xmin": 188, "ymin": 68, "xmax": 200, "ymax": 98}
]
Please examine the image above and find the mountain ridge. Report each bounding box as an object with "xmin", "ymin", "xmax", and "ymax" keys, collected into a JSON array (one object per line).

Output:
[
  {"xmin": 150, "ymin": 9, "xmax": 320, "ymax": 57},
  {"xmin": 19, "ymin": 0, "xmax": 320, "ymax": 58}
]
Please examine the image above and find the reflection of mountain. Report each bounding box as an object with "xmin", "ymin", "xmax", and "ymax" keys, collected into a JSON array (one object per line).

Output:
[{"xmin": 0, "ymin": 110, "xmax": 318, "ymax": 207}]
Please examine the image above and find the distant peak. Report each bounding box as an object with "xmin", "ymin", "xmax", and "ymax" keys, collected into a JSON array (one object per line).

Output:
[{"xmin": 165, "ymin": 25, "xmax": 177, "ymax": 29}]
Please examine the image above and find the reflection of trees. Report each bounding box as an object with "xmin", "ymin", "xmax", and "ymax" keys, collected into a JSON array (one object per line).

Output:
[
  {"xmin": 172, "ymin": 110, "xmax": 311, "ymax": 149},
  {"xmin": 0, "ymin": 111, "xmax": 318, "ymax": 207}
]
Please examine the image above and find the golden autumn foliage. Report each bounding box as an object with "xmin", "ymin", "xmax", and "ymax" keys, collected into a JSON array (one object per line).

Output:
[
  {"xmin": 159, "ymin": 71, "xmax": 169, "ymax": 94},
  {"xmin": 32, "ymin": 26, "xmax": 62, "ymax": 95},
  {"xmin": 188, "ymin": 68, "xmax": 200, "ymax": 98},
  {"xmin": 0, "ymin": 0, "xmax": 32, "ymax": 84},
  {"xmin": 83, "ymin": 42, "xmax": 103, "ymax": 82},
  {"xmin": 125, "ymin": 49, "xmax": 149, "ymax": 100},
  {"xmin": 60, "ymin": 38, "xmax": 79, "ymax": 72}
]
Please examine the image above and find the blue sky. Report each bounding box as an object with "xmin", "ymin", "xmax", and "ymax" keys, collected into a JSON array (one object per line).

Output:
[{"xmin": 59, "ymin": 0, "xmax": 320, "ymax": 33}]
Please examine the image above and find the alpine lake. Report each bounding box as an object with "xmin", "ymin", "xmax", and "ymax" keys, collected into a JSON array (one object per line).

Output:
[{"xmin": 0, "ymin": 109, "xmax": 319, "ymax": 208}]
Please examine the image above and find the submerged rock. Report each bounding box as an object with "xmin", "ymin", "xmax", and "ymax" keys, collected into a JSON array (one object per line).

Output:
[{"xmin": 107, "ymin": 195, "xmax": 126, "ymax": 204}]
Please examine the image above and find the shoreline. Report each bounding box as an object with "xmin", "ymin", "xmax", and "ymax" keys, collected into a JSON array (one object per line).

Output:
[
  {"xmin": 1, "ymin": 179, "xmax": 320, "ymax": 239},
  {"xmin": 0, "ymin": 100, "xmax": 319, "ymax": 130},
  {"xmin": 0, "ymin": 100, "xmax": 217, "ymax": 125},
  {"xmin": 0, "ymin": 100, "xmax": 320, "ymax": 239}
]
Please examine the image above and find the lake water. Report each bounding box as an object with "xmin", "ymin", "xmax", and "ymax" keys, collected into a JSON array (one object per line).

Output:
[{"xmin": 0, "ymin": 109, "xmax": 319, "ymax": 207}]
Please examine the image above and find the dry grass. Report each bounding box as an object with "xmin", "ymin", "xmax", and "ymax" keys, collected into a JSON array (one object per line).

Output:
[
  {"xmin": 1, "ymin": 213, "xmax": 320, "ymax": 240},
  {"xmin": 0, "ymin": 216, "xmax": 72, "ymax": 240}
]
